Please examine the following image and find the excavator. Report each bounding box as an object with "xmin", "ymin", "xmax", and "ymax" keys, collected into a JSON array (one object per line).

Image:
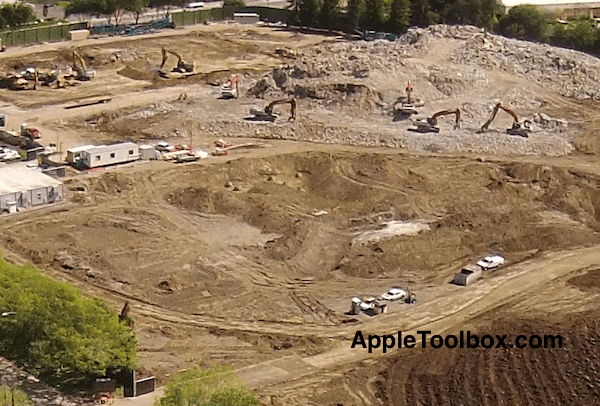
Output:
[
  {"xmin": 411, "ymin": 108, "xmax": 461, "ymax": 133},
  {"xmin": 249, "ymin": 97, "xmax": 297, "ymax": 121},
  {"xmin": 159, "ymin": 47, "xmax": 195, "ymax": 78},
  {"xmin": 479, "ymin": 102, "xmax": 531, "ymax": 137},
  {"xmin": 7, "ymin": 68, "xmax": 38, "ymax": 90},
  {"xmin": 395, "ymin": 81, "xmax": 424, "ymax": 116},
  {"xmin": 72, "ymin": 51, "xmax": 95, "ymax": 80}
]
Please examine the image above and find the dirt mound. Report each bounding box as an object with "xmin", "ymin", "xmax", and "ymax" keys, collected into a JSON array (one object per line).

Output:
[
  {"xmin": 569, "ymin": 268, "xmax": 600, "ymax": 292},
  {"xmin": 379, "ymin": 315, "xmax": 600, "ymax": 406}
]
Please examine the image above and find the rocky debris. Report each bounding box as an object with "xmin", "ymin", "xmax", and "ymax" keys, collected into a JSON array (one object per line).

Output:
[
  {"xmin": 54, "ymin": 251, "xmax": 101, "ymax": 279},
  {"xmin": 0, "ymin": 356, "xmax": 95, "ymax": 406},
  {"xmin": 416, "ymin": 24, "xmax": 600, "ymax": 101}
]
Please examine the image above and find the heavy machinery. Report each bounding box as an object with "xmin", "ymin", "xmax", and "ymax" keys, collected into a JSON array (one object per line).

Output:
[
  {"xmin": 5, "ymin": 67, "xmax": 38, "ymax": 90},
  {"xmin": 160, "ymin": 47, "xmax": 194, "ymax": 77},
  {"xmin": 72, "ymin": 51, "xmax": 95, "ymax": 80},
  {"xmin": 221, "ymin": 74, "xmax": 239, "ymax": 99},
  {"xmin": 249, "ymin": 97, "xmax": 297, "ymax": 121},
  {"xmin": 411, "ymin": 108, "xmax": 461, "ymax": 133},
  {"xmin": 479, "ymin": 102, "xmax": 531, "ymax": 137},
  {"xmin": 394, "ymin": 81, "xmax": 425, "ymax": 117}
]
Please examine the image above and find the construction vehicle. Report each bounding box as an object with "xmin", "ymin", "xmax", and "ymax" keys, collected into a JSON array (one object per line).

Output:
[
  {"xmin": 221, "ymin": 74, "xmax": 239, "ymax": 99},
  {"xmin": 479, "ymin": 102, "xmax": 531, "ymax": 137},
  {"xmin": 411, "ymin": 108, "xmax": 461, "ymax": 133},
  {"xmin": 6, "ymin": 68, "xmax": 38, "ymax": 90},
  {"xmin": 160, "ymin": 47, "xmax": 194, "ymax": 77},
  {"xmin": 395, "ymin": 81, "xmax": 425, "ymax": 115},
  {"xmin": 72, "ymin": 51, "xmax": 95, "ymax": 80},
  {"xmin": 249, "ymin": 97, "xmax": 297, "ymax": 121}
]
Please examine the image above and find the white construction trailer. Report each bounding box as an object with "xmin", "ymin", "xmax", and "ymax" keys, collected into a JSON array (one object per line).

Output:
[
  {"xmin": 81, "ymin": 143, "xmax": 140, "ymax": 169},
  {"xmin": 452, "ymin": 264, "xmax": 483, "ymax": 286},
  {"xmin": 66, "ymin": 145, "xmax": 96, "ymax": 165},
  {"xmin": 0, "ymin": 166, "xmax": 63, "ymax": 213}
]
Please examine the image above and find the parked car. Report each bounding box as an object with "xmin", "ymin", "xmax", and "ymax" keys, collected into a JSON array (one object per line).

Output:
[
  {"xmin": 381, "ymin": 288, "xmax": 407, "ymax": 301},
  {"xmin": 0, "ymin": 147, "xmax": 19, "ymax": 161},
  {"xmin": 477, "ymin": 255, "xmax": 505, "ymax": 270},
  {"xmin": 155, "ymin": 141, "xmax": 175, "ymax": 152},
  {"xmin": 359, "ymin": 297, "xmax": 378, "ymax": 311}
]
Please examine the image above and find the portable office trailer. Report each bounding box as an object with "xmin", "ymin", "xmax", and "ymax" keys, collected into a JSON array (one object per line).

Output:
[
  {"xmin": 139, "ymin": 145, "xmax": 157, "ymax": 160},
  {"xmin": 0, "ymin": 166, "xmax": 63, "ymax": 212},
  {"xmin": 234, "ymin": 13, "xmax": 260, "ymax": 24},
  {"xmin": 67, "ymin": 145, "xmax": 96, "ymax": 164},
  {"xmin": 452, "ymin": 264, "xmax": 483, "ymax": 286},
  {"xmin": 81, "ymin": 143, "xmax": 140, "ymax": 168}
]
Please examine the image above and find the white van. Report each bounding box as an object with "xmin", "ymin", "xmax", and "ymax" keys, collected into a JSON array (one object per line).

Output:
[{"xmin": 185, "ymin": 2, "xmax": 205, "ymax": 10}]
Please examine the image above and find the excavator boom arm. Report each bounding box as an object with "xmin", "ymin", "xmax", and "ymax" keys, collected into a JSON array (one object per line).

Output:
[
  {"xmin": 265, "ymin": 98, "xmax": 297, "ymax": 120},
  {"xmin": 480, "ymin": 102, "xmax": 519, "ymax": 131},
  {"xmin": 428, "ymin": 109, "xmax": 460, "ymax": 127}
]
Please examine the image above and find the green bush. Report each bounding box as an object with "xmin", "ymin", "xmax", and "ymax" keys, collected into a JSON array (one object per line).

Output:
[
  {"xmin": 154, "ymin": 365, "xmax": 260, "ymax": 406},
  {"xmin": 497, "ymin": 4, "xmax": 549, "ymax": 41},
  {"xmin": 0, "ymin": 257, "xmax": 137, "ymax": 387},
  {"xmin": 0, "ymin": 385, "xmax": 32, "ymax": 406},
  {"xmin": 223, "ymin": 0, "xmax": 246, "ymax": 7}
]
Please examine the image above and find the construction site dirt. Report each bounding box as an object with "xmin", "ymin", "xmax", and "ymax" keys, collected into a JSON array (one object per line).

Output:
[{"xmin": 1, "ymin": 22, "xmax": 600, "ymax": 405}]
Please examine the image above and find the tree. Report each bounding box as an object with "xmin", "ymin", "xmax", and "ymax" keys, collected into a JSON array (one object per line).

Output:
[
  {"xmin": 319, "ymin": 0, "xmax": 340, "ymax": 28},
  {"xmin": 0, "ymin": 2, "xmax": 35, "ymax": 29},
  {"xmin": 0, "ymin": 258, "xmax": 137, "ymax": 388},
  {"xmin": 154, "ymin": 365, "xmax": 260, "ymax": 406},
  {"xmin": 550, "ymin": 17, "xmax": 599, "ymax": 52},
  {"xmin": 124, "ymin": 0, "xmax": 149, "ymax": 24},
  {"xmin": 298, "ymin": 0, "xmax": 319, "ymax": 26},
  {"xmin": 360, "ymin": 0, "xmax": 386, "ymax": 30},
  {"xmin": 346, "ymin": 0, "xmax": 364, "ymax": 31},
  {"xmin": 497, "ymin": 4, "xmax": 549, "ymax": 41},
  {"xmin": 224, "ymin": 0, "xmax": 246, "ymax": 7},
  {"xmin": 409, "ymin": 0, "xmax": 438, "ymax": 27},
  {"xmin": 387, "ymin": 0, "xmax": 410, "ymax": 34},
  {"xmin": 442, "ymin": 0, "xmax": 501, "ymax": 30}
]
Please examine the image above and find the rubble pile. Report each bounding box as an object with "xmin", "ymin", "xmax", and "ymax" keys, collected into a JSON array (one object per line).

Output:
[{"xmin": 428, "ymin": 25, "xmax": 600, "ymax": 101}]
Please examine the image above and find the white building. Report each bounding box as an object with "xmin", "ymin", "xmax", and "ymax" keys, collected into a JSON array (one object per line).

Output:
[
  {"xmin": 234, "ymin": 13, "xmax": 260, "ymax": 24},
  {"xmin": 66, "ymin": 144, "xmax": 96, "ymax": 165},
  {"xmin": 0, "ymin": 165, "xmax": 63, "ymax": 213},
  {"xmin": 81, "ymin": 143, "xmax": 140, "ymax": 169},
  {"xmin": 502, "ymin": 0, "xmax": 600, "ymax": 18}
]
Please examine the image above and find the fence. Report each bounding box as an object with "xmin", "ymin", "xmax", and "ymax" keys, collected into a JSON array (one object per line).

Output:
[
  {"xmin": 0, "ymin": 22, "xmax": 87, "ymax": 47},
  {"xmin": 0, "ymin": 6, "xmax": 292, "ymax": 47},
  {"xmin": 170, "ymin": 6, "xmax": 291, "ymax": 27}
]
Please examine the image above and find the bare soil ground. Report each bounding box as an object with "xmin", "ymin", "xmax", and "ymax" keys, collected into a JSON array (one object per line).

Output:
[{"xmin": 1, "ymin": 23, "xmax": 600, "ymax": 405}]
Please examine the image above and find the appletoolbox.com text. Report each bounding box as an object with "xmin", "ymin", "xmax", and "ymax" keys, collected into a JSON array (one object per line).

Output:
[{"xmin": 351, "ymin": 330, "xmax": 564, "ymax": 353}]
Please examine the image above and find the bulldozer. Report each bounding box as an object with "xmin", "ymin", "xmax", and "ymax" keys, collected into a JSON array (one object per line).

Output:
[
  {"xmin": 411, "ymin": 108, "xmax": 461, "ymax": 133},
  {"xmin": 249, "ymin": 98, "xmax": 297, "ymax": 122},
  {"xmin": 479, "ymin": 102, "xmax": 531, "ymax": 138},
  {"xmin": 72, "ymin": 50, "xmax": 95, "ymax": 80},
  {"xmin": 160, "ymin": 47, "xmax": 195, "ymax": 78}
]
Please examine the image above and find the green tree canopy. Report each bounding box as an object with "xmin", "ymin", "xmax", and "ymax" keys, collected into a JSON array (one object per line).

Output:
[
  {"xmin": 387, "ymin": 0, "xmax": 410, "ymax": 34},
  {"xmin": 154, "ymin": 365, "xmax": 259, "ymax": 406},
  {"xmin": 497, "ymin": 4, "xmax": 549, "ymax": 41},
  {"xmin": 550, "ymin": 17, "xmax": 599, "ymax": 52},
  {"xmin": 223, "ymin": 0, "xmax": 246, "ymax": 7},
  {"xmin": 442, "ymin": 0, "xmax": 501, "ymax": 29},
  {"xmin": 0, "ymin": 2, "xmax": 35, "ymax": 29},
  {"xmin": 0, "ymin": 258, "xmax": 137, "ymax": 387}
]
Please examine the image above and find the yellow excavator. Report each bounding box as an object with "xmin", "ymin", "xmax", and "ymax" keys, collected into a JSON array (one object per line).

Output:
[
  {"xmin": 411, "ymin": 108, "xmax": 461, "ymax": 133},
  {"xmin": 160, "ymin": 47, "xmax": 195, "ymax": 78},
  {"xmin": 479, "ymin": 102, "xmax": 531, "ymax": 137},
  {"xmin": 72, "ymin": 50, "xmax": 95, "ymax": 80},
  {"xmin": 8, "ymin": 68, "xmax": 38, "ymax": 90},
  {"xmin": 249, "ymin": 97, "xmax": 297, "ymax": 121}
]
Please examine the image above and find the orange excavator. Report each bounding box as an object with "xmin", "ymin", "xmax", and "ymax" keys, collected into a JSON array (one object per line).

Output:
[
  {"xmin": 411, "ymin": 108, "xmax": 461, "ymax": 133},
  {"xmin": 479, "ymin": 102, "xmax": 531, "ymax": 137},
  {"xmin": 249, "ymin": 97, "xmax": 297, "ymax": 121}
]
